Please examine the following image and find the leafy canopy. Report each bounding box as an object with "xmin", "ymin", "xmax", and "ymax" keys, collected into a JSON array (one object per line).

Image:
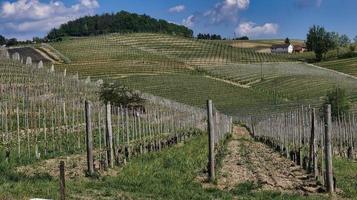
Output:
[
  {"xmin": 99, "ymin": 81, "xmax": 145, "ymax": 107},
  {"xmin": 322, "ymin": 87, "xmax": 350, "ymax": 120},
  {"xmin": 306, "ymin": 25, "xmax": 337, "ymax": 61}
]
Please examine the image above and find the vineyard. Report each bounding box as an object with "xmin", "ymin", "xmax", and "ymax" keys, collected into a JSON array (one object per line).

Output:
[
  {"xmin": 318, "ymin": 57, "xmax": 357, "ymax": 77},
  {"xmin": 1, "ymin": 32, "xmax": 357, "ymax": 199},
  {"xmin": 0, "ymin": 51, "xmax": 231, "ymax": 169}
]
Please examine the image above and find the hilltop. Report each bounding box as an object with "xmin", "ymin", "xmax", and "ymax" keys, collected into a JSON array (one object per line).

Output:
[{"xmin": 46, "ymin": 11, "xmax": 193, "ymax": 40}]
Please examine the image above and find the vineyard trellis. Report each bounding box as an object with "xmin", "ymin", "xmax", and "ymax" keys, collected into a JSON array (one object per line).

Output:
[
  {"xmin": 0, "ymin": 49, "xmax": 233, "ymax": 176},
  {"xmin": 246, "ymin": 105, "xmax": 357, "ymax": 192}
]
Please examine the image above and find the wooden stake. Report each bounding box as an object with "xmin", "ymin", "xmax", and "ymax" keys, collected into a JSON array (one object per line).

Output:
[
  {"xmin": 207, "ymin": 100, "xmax": 215, "ymax": 182},
  {"xmin": 85, "ymin": 101, "xmax": 94, "ymax": 176},
  {"xmin": 324, "ymin": 105, "xmax": 334, "ymax": 193},
  {"xmin": 106, "ymin": 102, "xmax": 114, "ymax": 168},
  {"xmin": 59, "ymin": 161, "xmax": 65, "ymax": 200}
]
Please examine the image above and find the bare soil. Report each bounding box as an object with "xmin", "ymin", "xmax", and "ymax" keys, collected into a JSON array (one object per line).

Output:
[{"xmin": 200, "ymin": 126, "xmax": 325, "ymax": 196}]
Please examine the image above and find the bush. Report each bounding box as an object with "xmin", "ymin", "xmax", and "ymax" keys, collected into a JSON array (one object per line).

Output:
[
  {"xmin": 321, "ymin": 87, "xmax": 350, "ymax": 120},
  {"xmin": 99, "ymin": 80, "xmax": 145, "ymax": 107}
]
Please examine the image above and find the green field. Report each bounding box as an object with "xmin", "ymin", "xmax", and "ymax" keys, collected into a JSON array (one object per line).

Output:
[{"xmin": 318, "ymin": 57, "xmax": 357, "ymax": 77}]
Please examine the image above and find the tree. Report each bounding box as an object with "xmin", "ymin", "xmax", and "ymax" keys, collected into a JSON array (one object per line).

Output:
[
  {"xmin": 354, "ymin": 35, "xmax": 357, "ymax": 44},
  {"xmin": 0, "ymin": 35, "xmax": 6, "ymax": 46},
  {"xmin": 322, "ymin": 87, "xmax": 350, "ymax": 121},
  {"xmin": 306, "ymin": 25, "xmax": 335, "ymax": 61},
  {"xmin": 339, "ymin": 34, "xmax": 351, "ymax": 47},
  {"xmin": 284, "ymin": 37, "xmax": 290, "ymax": 44},
  {"xmin": 99, "ymin": 80, "xmax": 145, "ymax": 107},
  {"xmin": 6, "ymin": 38, "xmax": 18, "ymax": 47}
]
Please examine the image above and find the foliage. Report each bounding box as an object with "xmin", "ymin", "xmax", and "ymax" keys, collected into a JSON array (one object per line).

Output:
[
  {"xmin": 306, "ymin": 25, "xmax": 336, "ymax": 61},
  {"xmin": 0, "ymin": 35, "xmax": 6, "ymax": 46},
  {"xmin": 5, "ymin": 38, "xmax": 18, "ymax": 47},
  {"xmin": 47, "ymin": 11, "xmax": 193, "ymax": 40},
  {"xmin": 285, "ymin": 37, "xmax": 290, "ymax": 44},
  {"xmin": 197, "ymin": 33, "xmax": 222, "ymax": 40},
  {"xmin": 233, "ymin": 36, "xmax": 249, "ymax": 40},
  {"xmin": 322, "ymin": 87, "xmax": 350, "ymax": 120},
  {"xmin": 339, "ymin": 34, "xmax": 351, "ymax": 47},
  {"xmin": 99, "ymin": 80, "xmax": 145, "ymax": 107}
]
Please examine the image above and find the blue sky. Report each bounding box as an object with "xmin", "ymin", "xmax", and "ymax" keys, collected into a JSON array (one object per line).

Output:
[{"xmin": 1, "ymin": 0, "xmax": 357, "ymax": 40}]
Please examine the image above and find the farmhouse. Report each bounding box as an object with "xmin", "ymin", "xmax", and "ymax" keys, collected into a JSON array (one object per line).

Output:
[
  {"xmin": 293, "ymin": 45, "xmax": 307, "ymax": 53},
  {"xmin": 271, "ymin": 44, "xmax": 294, "ymax": 54}
]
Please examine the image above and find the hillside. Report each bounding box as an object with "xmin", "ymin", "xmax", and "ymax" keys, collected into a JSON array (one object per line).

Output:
[
  {"xmin": 47, "ymin": 11, "xmax": 193, "ymax": 40},
  {"xmin": 46, "ymin": 33, "xmax": 357, "ymax": 116}
]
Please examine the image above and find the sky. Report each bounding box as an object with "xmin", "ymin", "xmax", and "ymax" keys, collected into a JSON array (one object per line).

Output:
[{"xmin": 0, "ymin": 0, "xmax": 357, "ymax": 40}]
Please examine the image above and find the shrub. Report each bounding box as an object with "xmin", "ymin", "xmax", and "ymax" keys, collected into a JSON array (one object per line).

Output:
[
  {"xmin": 99, "ymin": 80, "xmax": 145, "ymax": 107},
  {"xmin": 321, "ymin": 87, "xmax": 350, "ymax": 120}
]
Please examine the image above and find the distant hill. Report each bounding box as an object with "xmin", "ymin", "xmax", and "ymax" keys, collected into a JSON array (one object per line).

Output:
[{"xmin": 46, "ymin": 11, "xmax": 193, "ymax": 40}]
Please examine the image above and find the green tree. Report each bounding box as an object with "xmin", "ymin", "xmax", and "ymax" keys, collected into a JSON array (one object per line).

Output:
[
  {"xmin": 354, "ymin": 35, "xmax": 357, "ymax": 44},
  {"xmin": 322, "ymin": 87, "xmax": 350, "ymax": 120},
  {"xmin": 0, "ymin": 35, "xmax": 6, "ymax": 46},
  {"xmin": 99, "ymin": 81, "xmax": 145, "ymax": 107},
  {"xmin": 339, "ymin": 34, "xmax": 351, "ymax": 47},
  {"xmin": 284, "ymin": 37, "xmax": 290, "ymax": 44},
  {"xmin": 306, "ymin": 25, "xmax": 335, "ymax": 61}
]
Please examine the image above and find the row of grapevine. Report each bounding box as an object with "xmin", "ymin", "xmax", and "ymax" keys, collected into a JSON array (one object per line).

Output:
[
  {"xmin": 246, "ymin": 105, "xmax": 356, "ymax": 192},
  {"xmin": 0, "ymin": 49, "xmax": 233, "ymax": 171}
]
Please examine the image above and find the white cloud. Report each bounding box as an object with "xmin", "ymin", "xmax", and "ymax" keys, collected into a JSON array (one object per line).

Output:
[
  {"xmin": 182, "ymin": 15, "xmax": 195, "ymax": 28},
  {"xmin": 169, "ymin": 5, "xmax": 185, "ymax": 13},
  {"xmin": 183, "ymin": 0, "xmax": 249, "ymax": 28},
  {"xmin": 203, "ymin": 0, "xmax": 249, "ymax": 24},
  {"xmin": 0, "ymin": 0, "xmax": 99, "ymax": 38},
  {"xmin": 235, "ymin": 22, "xmax": 279, "ymax": 37}
]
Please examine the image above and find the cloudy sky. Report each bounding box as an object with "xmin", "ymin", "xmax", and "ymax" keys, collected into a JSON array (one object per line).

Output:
[{"xmin": 1, "ymin": 0, "xmax": 356, "ymax": 40}]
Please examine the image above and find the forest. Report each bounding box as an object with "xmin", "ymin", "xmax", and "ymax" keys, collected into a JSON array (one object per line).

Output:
[{"xmin": 46, "ymin": 11, "xmax": 193, "ymax": 40}]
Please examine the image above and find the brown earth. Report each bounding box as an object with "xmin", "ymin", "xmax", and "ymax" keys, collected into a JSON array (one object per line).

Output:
[{"xmin": 199, "ymin": 126, "xmax": 326, "ymax": 196}]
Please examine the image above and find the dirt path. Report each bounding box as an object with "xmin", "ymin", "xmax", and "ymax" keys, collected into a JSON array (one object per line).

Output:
[{"xmin": 217, "ymin": 126, "xmax": 323, "ymax": 195}]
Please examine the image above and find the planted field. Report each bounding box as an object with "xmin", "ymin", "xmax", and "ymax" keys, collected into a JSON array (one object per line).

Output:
[
  {"xmin": 318, "ymin": 57, "xmax": 357, "ymax": 77},
  {"xmin": 47, "ymin": 33, "xmax": 357, "ymax": 117},
  {"xmin": 204, "ymin": 63, "xmax": 357, "ymax": 112}
]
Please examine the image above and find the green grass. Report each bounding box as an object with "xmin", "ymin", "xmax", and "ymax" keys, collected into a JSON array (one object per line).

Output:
[
  {"xmin": 318, "ymin": 57, "xmax": 357, "ymax": 77},
  {"xmin": 0, "ymin": 134, "xmax": 327, "ymax": 199},
  {"xmin": 334, "ymin": 158, "xmax": 357, "ymax": 199}
]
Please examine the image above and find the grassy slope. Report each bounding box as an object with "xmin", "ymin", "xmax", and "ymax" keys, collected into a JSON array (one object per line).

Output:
[
  {"xmin": 318, "ymin": 57, "xmax": 357, "ymax": 77},
  {"xmin": 0, "ymin": 134, "xmax": 326, "ymax": 200}
]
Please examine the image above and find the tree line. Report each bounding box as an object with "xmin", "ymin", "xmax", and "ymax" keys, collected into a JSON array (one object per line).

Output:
[
  {"xmin": 46, "ymin": 11, "xmax": 193, "ymax": 40},
  {"xmin": 306, "ymin": 25, "xmax": 357, "ymax": 61}
]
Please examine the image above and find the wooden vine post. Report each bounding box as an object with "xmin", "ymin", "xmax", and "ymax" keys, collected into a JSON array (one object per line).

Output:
[
  {"xmin": 59, "ymin": 161, "xmax": 65, "ymax": 200},
  {"xmin": 85, "ymin": 101, "xmax": 94, "ymax": 175},
  {"xmin": 309, "ymin": 108, "xmax": 318, "ymax": 179},
  {"xmin": 106, "ymin": 102, "xmax": 114, "ymax": 168},
  {"xmin": 207, "ymin": 100, "xmax": 215, "ymax": 182},
  {"xmin": 324, "ymin": 104, "xmax": 334, "ymax": 193}
]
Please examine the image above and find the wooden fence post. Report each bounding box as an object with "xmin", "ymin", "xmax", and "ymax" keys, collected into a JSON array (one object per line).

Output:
[
  {"xmin": 106, "ymin": 102, "xmax": 114, "ymax": 168},
  {"xmin": 207, "ymin": 100, "xmax": 215, "ymax": 182},
  {"xmin": 309, "ymin": 108, "xmax": 318, "ymax": 179},
  {"xmin": 59, "ymin": 161, "xmax": 65, "ymax": 200},
  {"xmin": 85, "ymin": 101, "xmax": 94, "ymax": 175},
  {"xmin": 324, "ymin": 104, "xmax": 334, "ymax": 193}
]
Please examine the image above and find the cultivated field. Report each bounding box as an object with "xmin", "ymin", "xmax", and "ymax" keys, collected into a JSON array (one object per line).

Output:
[
  {"xmin": 46, "ymin": 33, "xmax": 357, "ymax": 116},
  {"xmin": 2, "ymin": 32, "xmax": 357, "ymax": 199}
]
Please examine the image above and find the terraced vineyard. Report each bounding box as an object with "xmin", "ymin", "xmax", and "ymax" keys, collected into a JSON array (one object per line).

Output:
[
  {"xmin": 318, "ymin": 57, "xmax": 357, "ymax": 77},
  {"xmin": 204, "ymin": 63, "xmax": 357, "ymax": 110},
  {"xmin": 50, "ymin": 33, "xmax": 296, "ymax": 77}
]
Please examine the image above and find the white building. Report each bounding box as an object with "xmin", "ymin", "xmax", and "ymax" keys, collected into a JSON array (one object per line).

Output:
[{"xmin": 271, "ymin": 44, "xmax": 294, "ymax": 54}]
